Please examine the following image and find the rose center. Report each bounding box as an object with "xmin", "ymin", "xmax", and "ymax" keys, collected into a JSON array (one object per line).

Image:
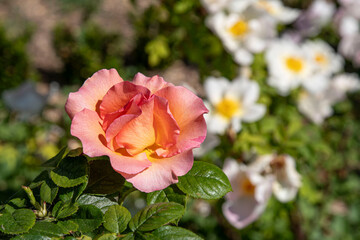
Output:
[
  {"xmin": 215, "ymin": 98, "xmax": 241, "ymax": 119},
  {"xmin": 229, "ymin": 20, "xmax": 249, "ymax": 37},
  {"xmin": 285, "ymin": 56, "xmax": 304, "ymax": 73}
]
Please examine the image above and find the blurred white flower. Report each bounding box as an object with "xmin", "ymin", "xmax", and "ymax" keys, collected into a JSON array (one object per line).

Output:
[
  {"xmin": 294, "ymin": 0, "xmax": 335, "ymax": 38},
  {"xmin": 222, "ymin": 158, "xmax": 273, "ymax": 229},
  {"xmin": 252, "ymin": 0, "xmax": 300, "ymax": 24},
  {"xmin": 298, "ymin": 73, "xmax": 360, "ymax": 124},
  {"xmin": 304, "ymin": 40, "xmax": 343, "ymax": 77},
  {"xmin": 297, "ymin": 90, "xmax": 333, "ymax": 125},
  {"xmin": 265, "ymin": 39, "xmax": 313, "ymax": 95},
  {"xmin": 339, "ymin": 34, "xmax": 360, "ymax": 67},
  {"xmin": 206, "ymin": 10, "xmax": 276, "ymax": 65},
  {"xmin": 250, "ymin": 154, "xmax": 301, "ymax": 203},
  {"xmin": 200, "ymin": 0, "xmax": 230, "ymax": 13},
  {"xmin": 302, "ymin": 40, "xmax": 344, "ymax": 93},
  {"xmin": 329, "ymin": 73, "xmax": 360, "ymax": 102},
  {"xmin": 204, "ymin": 76, "xmax": 266, "ymax": 134},
  {"xmin": 339, "ymin": 0, "xmax": 360, "ymax": 20}
]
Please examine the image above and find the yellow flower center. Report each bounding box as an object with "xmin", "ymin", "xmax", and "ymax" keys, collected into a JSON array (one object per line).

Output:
[
  {"xmin": 229, "ymin": 20, "xmax": 249, "ymax": 37},
  {"xmin": 215, "ymin": 98, "xmax": 241, "ymax": 119},
  {"xmin": 285, "ymin": 56, "xmax": 304, "ymax": 73},
  {"xmin": 314, "ymin": 53, "xmax": 327, "ymax": 65},
  {"xmin": 241, "ymin": 177, "xmax": 255, "ymax": 195}
]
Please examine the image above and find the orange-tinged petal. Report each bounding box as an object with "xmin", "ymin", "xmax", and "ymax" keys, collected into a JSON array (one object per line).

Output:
[
  {"xmin": 153, "ymin": 96, "xmax": 180, "ymax": 149},
  {"xmin": 133, "ymin": 73, "xmax": 174, "ymax": 94},
  {"xmin": 71, "ymin": 108, "xmax": 151, "ymax": 174},
  {"xmin": 120, "ymin": 150, "xmax": 194, "ymax": 193},
  {"xmin": 99, "ymin": 81, "xmax": 150, "ymax": 119},
  {"xmin": 65, "ymin": 69, "xmax": 123, "ymax": 119},
  {"xmin": 155, "ymin": 86, "xmax": 208, "ymax": 156},
  {"xmin": 115, "ymin": 98, "xmax": 156, "ymax": 155}
]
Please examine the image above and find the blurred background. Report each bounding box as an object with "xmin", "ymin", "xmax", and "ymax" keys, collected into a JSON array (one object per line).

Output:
[{"xmin": 0, "ymin": 0, "xmax": 359, "ymax": 239}]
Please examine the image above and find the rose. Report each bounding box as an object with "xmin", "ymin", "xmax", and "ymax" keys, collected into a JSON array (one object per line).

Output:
[{"xmin": 65, "ymin": 69, "xmax": 208, "ymax": 192}]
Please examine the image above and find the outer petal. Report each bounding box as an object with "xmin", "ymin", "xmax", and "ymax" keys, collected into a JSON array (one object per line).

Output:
[
  {"xmin": 65, "ymin": 69, "xmax": 123, "ymax": 119},
  {"xmin": 115, "ymin": 98, "xmax": 156, "ymax": 155},
  {"xmin": 120, "ymin": 150, "xmax": 194, "ymax": 192},
  {"xmin": 99, "ymin": 81, "xmax": 150, "ymax": 118},
  {"xmin": 71, "ymin": 109, "xmax": 151, "ymax": 174},
  {"xmin": 155, "ymin": 86, "xmax": 209, "ymax": 156},
  {"xmin": 133, "ymin": 73, "xmax": 173, "ymax": 94}
]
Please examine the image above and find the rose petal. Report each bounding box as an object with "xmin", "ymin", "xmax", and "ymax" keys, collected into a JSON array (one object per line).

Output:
[
  {"xmin": 115, "ymin": 98, "xmax": 156, "ymax": 155},
  {"xmin": 155, "ymin": 86, "xmax": 208, "ymax": 157},
  {"xmin": 65, "ymin": 69, "xmax": 123, "ymax": 119},
  {"xmin": 153, "ymin": 96, "xmax": 180, "ymax": 150},
  {"xmin": 99, "ymin": 81, "xmax": 150, "ymax": 119},
  {"xmin": 133, "ymin": 73, "xmax": 173, "ymax": 94},
  {"xmin": 120, "ymin": 150, "xmax": 194, "ymax": 193},
  {"xmin": 71, "ymin": 108, "xmax": 151, "ymax": 174}
]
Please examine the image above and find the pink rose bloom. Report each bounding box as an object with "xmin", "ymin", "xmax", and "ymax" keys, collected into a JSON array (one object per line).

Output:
[{"xmin": 65, "ymin": 69, "xmax": 208, "ymax": 192}]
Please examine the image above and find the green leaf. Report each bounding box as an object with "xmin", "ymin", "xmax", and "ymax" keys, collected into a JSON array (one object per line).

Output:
[
  {"xmin": 0, "ymin": 209, "xmax": 36, "ymax": 234},
  {"xmin": 40, "ymin": 174, "xmax": 59, "ymax": 204},
  {"xmin": 28, "ymin": 170, "xmax": 48, "ymax": 189},
  {"xmin": 42, "ymin": 147, "xmax": 67, "ymax": 167},
  {"xmin": 153, "ymin": 226, "xmax": 204, "ymax": 240},
  {"xmin": 146, "ymin": 186, "xmax": 186, "ymax": 206},
  {"xmin": 11, "ymin": 234, "xmax": 52, "ymax": 240},
  {"xmin": 57, "ymin": 220, "xmax": 78, "ymax": 234},
  {"xmin": 71, "ymin": 205, "xmax": 103, "ymax": 233},
  {"xmin": 58, "ymin": 181, "xmax": 87, "ymax": 203},
  {"xmin": 103, "ymin": 205, "xmax": 131, "ymax": 233},
  {"xmin": 119, "ymin": 233, "xmax": 134, "ymax": 240},
  {"xmin": 128, "ymin": 202, "xmax": 184, "ymax": 232},
  {"xmin": 3, "ymin": 198, "xmax": 27, "ymax": 214},
  {"xmin": 86, "ymin": 160, "xmax": 125, "ymax": 194},
  {"xmin": 96, "ymin": 233, "xmax": 117, "ymax": 240},
  {"xmin": 77, "ymin": 194, "xmax": 117, "ymax": 214},
  {"xmin": 177, "ymin": 161, "xmax": 232, "ymax": 200},
  {"xmin": 135, "ymin": 232, "xmax": 161, "ymax": 240},
  {"xmin": 28, "ymin": 222, "xmax": 64, "ymax": 237},
  {"xmin": 52, "ymin": 201, "xmax": 79, "ymax": 219},
  {"xmin": 50, "ymin": 156, "xmax": 89, "ymax": 188}
]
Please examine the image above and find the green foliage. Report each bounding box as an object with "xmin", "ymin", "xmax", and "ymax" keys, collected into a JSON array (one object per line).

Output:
[
  {"xmin": 177, "ymin": 161, "xmax": 232, "ymax": 200},
  {"xmin": 103, "ymin": 205, "xmax": 131, "ymax": 233},
  {"xmin": 128, "ymin": 202, "xmax": 185, "ymax": 232},
  {"xmin": 53, "ymin": 23, "xmax": 124, "ymax": 85},
  {"xmin": 0, "ymin": 26, "xmax": 31, "ymax": 93},
  {"xmin": 0, "ymin": 209, "xmax": 36, "ymax": 234},
  {"xmin": 0, "ymin": 147, "xmax": 227, "ymax": 239}
]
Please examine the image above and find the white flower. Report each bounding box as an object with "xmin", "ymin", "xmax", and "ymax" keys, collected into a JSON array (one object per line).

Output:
[
  {"xmin": 301, "ymin": 40, "xmax": 344, "ymax": 93},
  {"xmin": 294, "ymin": 0, "xmax": 336, "ymax": 37},
  {"xmin": 252, "ymin": 0, "xmax": 300, "ymax": 24},
  {"xmin": 329, "ymin": 73, "xmax": 360, "ymax": 102},
  {"xmin": 200, "ymin": 0, "xmax": 230, "ymax": 13},
  {"xmin": 206, "ymin": 10, "xmax": 276, "ymax": 65},
  {"xmin": 204, "ymin": 76, "xmax": 266, "ymax": 134},
  {"xmin": 265, "ymin": 39, "xmax": 313, "ymax": 95},
  {"xmin": 222, "ymin": 158, "xmax": 273, "ymax": 229},
  {"xmin": 250, "ymin": 154, "xmax": 302, "ymax": 203},
  {"xmin": 297, "ymin": 90, "xmax": 334, "ymax": 125},
  {"xmin": 339, "ymin": 34, "xmax": 360, "ymax": 67},
  {"xmin": 304, "ymin": 40, "xmax": 343, "ymax": 77}
]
